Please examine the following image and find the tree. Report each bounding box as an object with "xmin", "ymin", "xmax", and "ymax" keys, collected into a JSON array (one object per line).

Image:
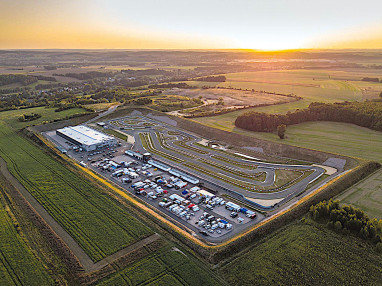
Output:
[{"xmin": 277, "ymin": 124, "xmax": 286, "ymax": 139}]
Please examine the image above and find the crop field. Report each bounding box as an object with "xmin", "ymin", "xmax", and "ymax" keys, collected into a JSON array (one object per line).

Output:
[
  {"xmin": 337, "ymin": 169, "xmax": 382, "ymax": 219},
  {"xmin": 189, "ymin": 69, "xmax": 382, "ymax": 102},
  {"xmin": 219, "ymin": 220, "xmax": 382, "ymax": 286},
  {"xmin": 167, "ymin": 87, "xmax": 297, "ymax": 109},
  {"xmin": 0, "ymin": 122, "xmax": 153, "ymax": 262},
  {"xmin": 0, "ymin": 188, "xmax": 54, "ymax": 286},
  {"xmin": 0, "ymin": 106, "xmax": 89, "ymax": 130},
  {"xmin": 191, "ymin": 69, "xmax": 382, "ymax": 132},
  {"xmin": 96, "ymin": 245, "xmax": 223, "ymax": 286}
]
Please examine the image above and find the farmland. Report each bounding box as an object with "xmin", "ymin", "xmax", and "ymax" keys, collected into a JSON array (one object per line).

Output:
[
  {"xmin": 0, "ymin": 185, "xmax": 54, "ymax": 286},
  {"xmin": 191, "ymin": 68, "xmax": 382, "ymax": 134},
  {"xmin": 188, "ymin": 69, "xmax": 382, "ymax": 104},
  {"xmin": 193, "ymin": 118, "xmax": 382, "ymax": 163},
  {"xmin": 0, "ymin": 121, "xmax": 153, "ymax": 262},
  {"xmin": 337, "ymin": 169, "xmax": 382, "ymax": 219},
  {"xmin": 219, "ymin": 220, "xmax": 382, "ymax": 286},
  {"xmin": 0, "ymin": 106, "xmax": 90, "ymax": 130},
  {"xmin": 96, "ymin": 245, "xmax": 223, "ymax": 286}
]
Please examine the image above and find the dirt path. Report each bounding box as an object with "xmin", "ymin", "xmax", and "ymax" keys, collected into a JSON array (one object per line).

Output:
[
  {"xmin": 85, "ymin": 104, "xmax": 119, "ymax": 124},
  {"xmin": 0, "ymin": 157, "xmax": 159, "ymax": 272}
]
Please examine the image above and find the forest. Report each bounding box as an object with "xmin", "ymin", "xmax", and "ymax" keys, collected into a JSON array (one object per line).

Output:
[
  {"xmin": 309, "ymin": 199, "xmax": 382, "ymax": 250},
  {"xmin": 0, "ymin": 74, "xmax": 38, "ymax": 86},
  {"xmin": 235, "ymin": 100, "xmax": 382, "ymax": 132}
]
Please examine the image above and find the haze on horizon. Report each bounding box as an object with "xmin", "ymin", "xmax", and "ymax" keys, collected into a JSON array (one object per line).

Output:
[{"xmin": 1, "ymin": 0, "xmax": 382, "ymax": 51}]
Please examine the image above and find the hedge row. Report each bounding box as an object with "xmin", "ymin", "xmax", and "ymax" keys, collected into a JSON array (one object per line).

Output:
[{"xmin": 207, "ymin": 160, "xmax": 380, "ymax": 263}]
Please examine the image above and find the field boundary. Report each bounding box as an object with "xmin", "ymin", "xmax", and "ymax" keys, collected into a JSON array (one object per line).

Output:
[
  {"xmin": 34, "ymin": 128, "xmax": 380, "ymax": 264},
  {"xmin": 0, "ymin": 156, "xmax": 161, "ymax": 274}
]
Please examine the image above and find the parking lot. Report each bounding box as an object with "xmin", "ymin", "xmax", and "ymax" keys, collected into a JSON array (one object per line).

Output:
[
  {"xmin": 43, "ymin": 114, "xmax": 339, "ymax": 242},
  {"xmin": 86, "ymin": 151, "xmax": 261, "ymax": 240}
]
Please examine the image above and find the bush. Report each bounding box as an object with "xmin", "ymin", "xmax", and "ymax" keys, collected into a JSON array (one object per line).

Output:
[
  {"xmin": 376, "ymin": 242, "xmax": 382, "ymax": 253},
  {"xmin": 334, "ymin": 221, "xmax": 342, "ymax": 232}
]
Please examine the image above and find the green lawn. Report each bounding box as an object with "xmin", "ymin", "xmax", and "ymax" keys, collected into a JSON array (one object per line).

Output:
[
  {"xmin": 337, "ymin": 169, "xmax": 382, "ymax": 219},
  {"xmin": 0, "ymin": 122, "xmax": 152, "ymax": 262},
  {"xmin": 0, "ymin": 106, "xmax": 89, "ymax": 130},
  {"xmin": 96, "ymin": 245, "xmax": 223, "ymax": 286},
  {"xmin": 0, "ymin": 189, "xmax": 53, "ymax": 286},
  {"xmin": 219, "ymin": 221, "xmax": 382, "ymax": 286}
]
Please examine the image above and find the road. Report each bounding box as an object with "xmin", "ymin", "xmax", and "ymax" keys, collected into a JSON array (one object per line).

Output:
[
  {"xmin": 85, "ymin": 104, "xmax": 119, "ymax": 124},
  {"xmin": 109, "ymin": 116, "xmax": 330, "ymax": 206}
]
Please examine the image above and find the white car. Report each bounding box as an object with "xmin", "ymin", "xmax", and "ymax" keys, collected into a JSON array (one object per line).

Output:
[{"xmin": 156, "ymin": 186, "xmax": 163, "ymax": 192}]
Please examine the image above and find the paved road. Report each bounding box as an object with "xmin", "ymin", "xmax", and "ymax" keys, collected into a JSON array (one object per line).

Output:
[{"xmin": 105, "ymin": 116, "xmax": 336, "ymax": 207}]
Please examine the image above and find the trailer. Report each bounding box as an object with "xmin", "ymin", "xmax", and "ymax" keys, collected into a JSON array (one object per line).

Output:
[
  {"xmin": 112, "ymin": 169, "xmax": 124, "ymax": 177},
  {"xmin": 132, "ymin": 181, "xmax": 144, "ymax": 189},
  {"xmin": 226, "ymin": 202, "xmax": 241, "ymax": 212},
  {"xmin": 174, "ymin": 181, "xmax": 188, "ymax": 190},
  {"xmin": 169, "ymin": 194, "xmax": 185, "ymax": 202}
]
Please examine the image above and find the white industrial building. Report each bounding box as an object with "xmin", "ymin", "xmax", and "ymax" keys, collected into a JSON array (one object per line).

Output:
[{"xmin": 56, "ymin": 125, "xmax": 117, "ymax": 151}]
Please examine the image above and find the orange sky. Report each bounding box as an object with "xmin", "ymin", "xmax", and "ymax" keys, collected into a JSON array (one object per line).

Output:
[{"xmin": 1, "ymin": 0, "xmax": 382, "ymax": 50}]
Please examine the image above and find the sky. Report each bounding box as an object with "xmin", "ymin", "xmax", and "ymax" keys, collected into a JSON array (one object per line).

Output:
[{"xmin": 1, "ymin": 0, "xmax": 382, "ymax": 50}]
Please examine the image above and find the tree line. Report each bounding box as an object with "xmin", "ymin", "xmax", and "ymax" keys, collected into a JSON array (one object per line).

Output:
[
  {"xmin": 194, "ymin": 75, "xmax": 226, "ymax": 82},
  {"xmin": 362, "ymin": 77, "xmax": 382, "ymax": 83},
  {"xmin": 309, "ymin": 199, "xmax": 382, "ymax": 250},
  {"xmin": 235, "ymin": 101, "xmax": 382, "ymax": 132},
  {"xmin": 0, "ymin": 74, "xmax": 38, "ymax": 86}
]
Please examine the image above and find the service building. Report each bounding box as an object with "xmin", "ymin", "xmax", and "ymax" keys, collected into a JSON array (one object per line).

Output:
[{"xmin": 56, "ymin": 125, "xmax": 117, "ymax": 151}]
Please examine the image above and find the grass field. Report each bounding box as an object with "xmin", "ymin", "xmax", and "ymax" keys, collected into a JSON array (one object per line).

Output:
[
  {"xmin": 0, "ymin": 187, "xmax": 54, "ymax": 286},
  {"xmin": 193, "ymin": 119, "xmax": 382, "ymax": 163},
  {"xmin": 96, "ymin": 245, "xmax": 223, "ymax": 286},
  {"xmin": 0, "ymin": 106, "xmax": 89, "ymax": 130},
  {"xmin": 337, "ymin": 169, "xmax": 382, "ymax": 219},
  {"xmin": 83, "ymin": 102, "xmax": 116, "ymax": 111},
  {"xmin": 0, "ymin": 122, "xmax": 153, "ymax": 262},
  {"xmin": 219, "ymin": 220, "xmax": 382, "ymax": 286}
]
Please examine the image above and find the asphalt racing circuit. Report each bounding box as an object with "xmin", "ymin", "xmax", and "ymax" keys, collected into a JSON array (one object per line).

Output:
[
  {"xmin": 107, "ymin": 115, "xmax": 330, "ymax": 208},
  {"xmin": 44, "ymin": 114, "xmax": 344, "ymax": 242}
]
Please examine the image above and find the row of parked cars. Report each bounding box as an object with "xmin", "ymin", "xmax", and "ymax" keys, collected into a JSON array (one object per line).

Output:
[{"xmin": 197, "ymin": 212, "xmax": 232, "ymax": 235}]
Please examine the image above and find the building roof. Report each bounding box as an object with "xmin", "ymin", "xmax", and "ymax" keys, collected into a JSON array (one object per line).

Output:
[{"xmin": 57, "ymin": 125, "xmax": 114, "ymax": 146}]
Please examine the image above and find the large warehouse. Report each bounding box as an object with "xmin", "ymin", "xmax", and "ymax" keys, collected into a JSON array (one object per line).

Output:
[{"xmin": 56, "ymin": 125, "xmax": 117, "ymax": 151}]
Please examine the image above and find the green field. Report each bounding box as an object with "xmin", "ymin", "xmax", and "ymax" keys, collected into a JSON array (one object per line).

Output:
[
  {"xmin": 96, "ymin": 245, "xmax": 223, "ymax": 286},
  {"xmin": 0, "ymin": 188, "xmax": 53, "ymax": 286},
  {"xmin": 0, "ymin": 122, "xmax": 152, "ymax": 262},
  {"xmin": 219, "ymin": 220, "xmax": 382, "ymax": 286},
  {"xmin": 193, "ymin": 119, "xmax": 382, "ymax": 162},
  {"xmin": 337, "ymin": 169, "xmax": 382, "ymax": 219},
  {"xmin": 0, "ymin": 106, "xmax": 89, "ymax": 130}
]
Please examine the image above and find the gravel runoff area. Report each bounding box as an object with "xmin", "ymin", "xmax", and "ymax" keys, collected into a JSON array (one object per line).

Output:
[{"xmin": 43, "ymin": 114, "xmax": 344, "ymax": 242}]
